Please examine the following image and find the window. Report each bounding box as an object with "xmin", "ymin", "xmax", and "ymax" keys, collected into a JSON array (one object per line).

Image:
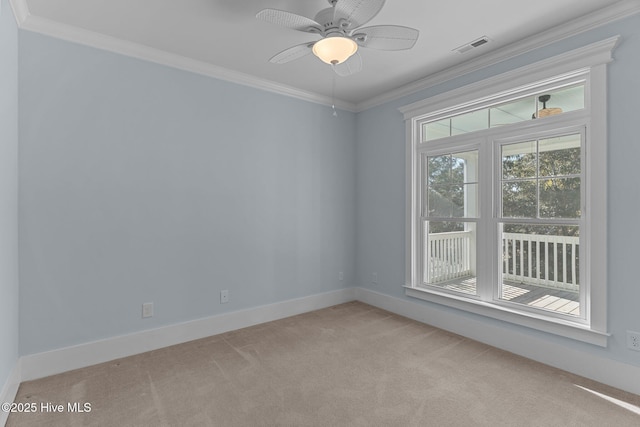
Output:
[
  {"xmin": 401, "ymin": 37, "xmax": 617, "ymax": 346},
  {"xmin": 423, "ymin": 150, "xmax": 478, "ymax": 294},
  {"xmin": 498, "ymin": 131, "xmax": 583, "ymax": 317},
  {"xmin": 422, "ymin": 83, "xmax": 585, "ymax": 142}
]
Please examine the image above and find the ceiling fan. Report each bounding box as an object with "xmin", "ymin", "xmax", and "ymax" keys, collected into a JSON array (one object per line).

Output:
[{"xmin": 256, "ymin": 0, "xmax": 419, "ymax": 76}]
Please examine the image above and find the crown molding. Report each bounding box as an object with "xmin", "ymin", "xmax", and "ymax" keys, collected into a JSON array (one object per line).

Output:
[
  {"xmin": 398, "ymin": 35, "xmax": 619, "ymax": 120},
  {"xmin": 8, "ymin": 0, "xmax": 28, "ymax": 23},
  {"xmin": 7, "ymin": 0, "xmax": 358, "ymax": 112},
  {"xmin": 8, "ymin": 0, "xmax": 640, "ymax": 113},
  {"xmin": 355, "ymin": 0, "xmax": 640, "ymax": 112}
]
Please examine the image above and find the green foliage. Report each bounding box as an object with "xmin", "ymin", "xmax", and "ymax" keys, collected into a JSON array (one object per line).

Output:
[
  {"xmin": 501, "ymin": 142, "xmax": 581, "ymax": 233},
  {"xmin": 427, "ymin": 154, "xmax": 468, "ymax": 233}
]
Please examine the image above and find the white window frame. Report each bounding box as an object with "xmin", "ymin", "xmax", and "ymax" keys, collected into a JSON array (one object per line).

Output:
[{"xmin": 399, "ymin": 37, "xmax": 619, "ymax": 346}]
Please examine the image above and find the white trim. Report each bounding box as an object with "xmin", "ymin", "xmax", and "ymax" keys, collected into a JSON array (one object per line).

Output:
[
  {"xmin": 405, "ymin": 118, "xmax": 418, "ymax": 288},
  {"xmin": 7, "ymin": 287, "xmax": 640, "ymax": 408},
  {"xmin": 404, "ymin": 286, "xmax": 607, "ymax": 346},
  {"xmin": 0, "ymin": 361, "xmax": 21, "ymax": 427},
  {"xmin": 7, "ymin": 1, "xmax": 640, "ymax": 112},
  {"xmin": 7, "ymin": 0, "xmax": 358, "ymax": 112},
  {"xmin": 585, "ymin": 62, "xmax": 608, "ymax": 332},
  {"xmin": 399, "ymin": 36, "xmax": 619, "ymax": 120},
  {"xmin": 354, "ymin": 287, "xmax": 640, "ymax": 396},
  {"xmin": 20, "ymin": 288, "xmax": 355, "ymax": 382},
  {"xmin": 7, "ymin": 0, "xmax": 27, "ymax": 24},
  {"xmin": 401, "ymin": 38, "xmax": 613, "ymax": 345},
  {"xmin": 358, "ymin": 0, "xmax": 640, "ymax": 112}
]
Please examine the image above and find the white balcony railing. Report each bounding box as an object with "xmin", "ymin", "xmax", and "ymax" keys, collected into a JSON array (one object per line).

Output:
[
  {"xmin": 427, "ymin": 230, "xmax": 473, "ymax": 284},
  {"xmin": 427, "ymin": 231, "xmax": 579, "ymax": 292},
  {"xmin": 502, "ymin": 232, "xmax": 579, "ymax": 292}
]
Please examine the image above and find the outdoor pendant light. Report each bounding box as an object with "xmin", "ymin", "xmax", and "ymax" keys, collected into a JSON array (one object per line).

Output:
[{"xmin": 533, "ymin": 94, "xmax": 563, "ymax": 118}]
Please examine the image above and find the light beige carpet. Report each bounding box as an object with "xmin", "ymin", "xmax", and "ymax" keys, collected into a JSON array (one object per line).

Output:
[{"xmin": 7, "ymin": 301, "xmax": 640, "ymax": 426}]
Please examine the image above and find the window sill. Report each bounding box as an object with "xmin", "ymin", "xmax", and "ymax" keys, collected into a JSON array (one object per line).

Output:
[{"xmin": 404, "ymin": 285, "xmax": 609, "ymax": 347}]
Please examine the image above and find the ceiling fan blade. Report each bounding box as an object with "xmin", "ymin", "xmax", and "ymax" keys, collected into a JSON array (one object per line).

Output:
[
  {"xmin": 332, "ymin": 52, "xmax": 362, "ymax": 76},
  {"xmin": 354, "ymin": 25, "xmax": 419, "ymax": 50},
  {"xmin": 334, "ymin": 0, "xmax": 385, "ymax": 30},
  {"xmin": 269, "ymin": 43, "xmax": 314, "ymax": 64},
  {"xmin": 256, "ymin": 9, "xmax": 322, "ymax": 33}
]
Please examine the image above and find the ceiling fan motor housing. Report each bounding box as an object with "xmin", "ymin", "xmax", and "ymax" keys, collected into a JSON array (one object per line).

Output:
[
  {"xmin": 257, "ymin": 0, "xmax": 419, "ymax": 76},
  {"xmin": 313, "ymin": 8, "xmax": 352, "ymax": 36}
]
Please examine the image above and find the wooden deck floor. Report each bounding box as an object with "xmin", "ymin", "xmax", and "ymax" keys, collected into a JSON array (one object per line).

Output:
[
  {"xmin": 428, "ymin": 277, "xmax": 580, "ymax": 316},
  {"xmin": 501, "ymin": 281, "xmax": 580, "ymax": 315}
]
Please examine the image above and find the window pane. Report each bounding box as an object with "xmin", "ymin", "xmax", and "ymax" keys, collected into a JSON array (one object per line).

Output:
[
  {"xmin": 502, "ymin": 141, "xmax": 537, "ymax": 179},
  {"xmin": 534, "ymin": 84, "xmax": 585, "ymax": 118},
  {"xmin": 423, "ymin": 119, "xmax": 450, "ymax": 142},
  {"xmin": 502, "ymin": 180, "xmax": 537, "ymax": 218},
  {"xmin": 539, "ymin": 134, "xmax": 581, "ymax": 177},
  {"xmin": 428, "ymin": 186, "xmax": 454, "ymax": 217},
  {"xmin": 461, "ymin": 183, "xmax": 478, "ymax": 217},
  {"xmin": 490, "ymin": 96, "xmax": 536, "ymax": 127},
  {"xmin": 426, "ymin": 151, "xmax": 478, "ymax": 218},
  {"xmin": 501, "ymin": 134, "xmax": 582, "ymax": 220},
  {"xmin": 451, "ymin": 152, "xmax": 478, "ymax": 182},
  {"xmin": 539, "ymin": 178, "xmax": 581, "ymax": 218},
  {"xmin": 500, "ymin": 224, "xmax": 580, "ymax": 316},
  {"xmin": 451, "ymin": 110, "xmax": 488, "ymax": 135},
  {"xmin": 424, "ymin": 221, "xmax": 477, "ymax": 295},
  {"xmin": 422, "ymin": 85, "xmax": 585, "ymax": 142},
  {"xmin": 427, "ymin": 184, "xmax": 479, "ymax": 218},
  {"xmin": 427, "ymin": 155, "xmax": 451, "ymax": 185}
]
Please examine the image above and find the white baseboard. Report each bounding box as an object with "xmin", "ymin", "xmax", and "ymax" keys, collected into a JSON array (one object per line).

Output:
[
  {"xmin": 354, "ymin": 287, "xmax": 640, "ymax": 396},
  {"xmin": 15, "ymin": 286, "xmax": 640, "ymax": 399},
  {"xmin": 0, "ymin": 360, "xmax": 21, "ymax": 427},
  {"xmin": 21, "ymin": 288, "xmax": 356, "ymax": 382}
]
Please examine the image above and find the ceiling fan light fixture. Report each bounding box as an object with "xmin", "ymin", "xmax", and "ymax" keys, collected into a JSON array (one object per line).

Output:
[
  {"xmin": 258, "ymin": 0, "xmax": 419, "ymax": 76},
  {"xmin": 312, "ymin": 36, "xmax": 358, "ymax": 65}
]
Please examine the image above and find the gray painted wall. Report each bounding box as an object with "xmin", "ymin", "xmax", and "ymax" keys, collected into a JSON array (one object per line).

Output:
[
  {"xmin": 0, "ymin": 0, "xmax": 20, "ymax": 392},
  {"xmin": 18, "ymin": 31, "xmax": 356, "ymax": 355},
  {"xmin": 10, "ymin": 3, "xmax": 640, "ymax": 378},
  {"xmin": 356, "ymin": 13, "xmax": 640, "ymax": 367}
]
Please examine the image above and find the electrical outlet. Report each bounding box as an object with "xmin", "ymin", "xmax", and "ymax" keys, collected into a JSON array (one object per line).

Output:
[
  {"xmin": 627, "ymin": 331, "xmax": 640, "ymax": 351},
  {"xmin": 372, "ymin": 272, "xmax": 378, "ymax": 284},
  {"xmin": 142, "ymin": 302, "xmax": 154, "ymax": 318},
  {"xmin": 220, "ymin": 290, "xmax": 229, "ymax": 304},
  {"xmin": 339, "ymin": 272, "xmax": 344, "ymax": 281}
]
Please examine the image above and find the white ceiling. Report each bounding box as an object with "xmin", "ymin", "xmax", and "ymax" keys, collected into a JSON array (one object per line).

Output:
[{"xmin": 12, "ymin": 0, "xmax": 639, "ymax": 109}]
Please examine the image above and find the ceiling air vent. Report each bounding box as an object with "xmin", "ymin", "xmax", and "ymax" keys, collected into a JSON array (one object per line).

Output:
[{"xmin": 453, "ymin": 36, "xmax": 490, "ymax": 54}]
